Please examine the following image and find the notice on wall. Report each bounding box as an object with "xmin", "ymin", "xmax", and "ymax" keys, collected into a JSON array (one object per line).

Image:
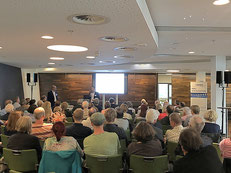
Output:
[{"xmin": 190, "ymin": 82, "xmax": 207, "ymax": 114}]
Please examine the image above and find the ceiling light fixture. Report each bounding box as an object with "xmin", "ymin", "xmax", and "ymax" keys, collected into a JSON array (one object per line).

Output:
[
  {"xmin": 213, "ymin": 0, "xmax": 230, "ymax": 5},
  {"xmin": 50, "ymin": 57, "xmax": 64, "ymax": 60},
  {"xmin": 86, "ymin": 56, "xmax": 96, "ymax": 59},
  {"xmin": 48, "ymin": 62, "xmax": 55, "ymax": 65},
  {"xmin": 167, "ymin": 70, "xmax": 180, "ymax": 73},
  {"xmin": 188, "ymin": 51, "xmax": 195, "ymax": 54},
  {"xmin": 41, "ymin": 35, "xmax": 54, "ymax": 39},
  {"xmin": 0, "ymin": 47, "xmax": 2, "ymax": 49},
  {"xmin": 47, "ymin": 45, "xmax": 88, "ymax": 52}
]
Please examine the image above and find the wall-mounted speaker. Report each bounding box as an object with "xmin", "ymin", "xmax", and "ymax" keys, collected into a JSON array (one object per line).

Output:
[
  {"xmin": 224, "ymin": 71, "xmax": 231, "ymax": 84},
  {"xmin": 216, "ymin": 71, "xmax": 222, "ymax": 84},
  {"xmin": 26, "ymin": 73, "xmax": 31, "ymax": 83},
  {"xmin": 34, "ymin": 73, "xmax": 38, "ymax": 83}
]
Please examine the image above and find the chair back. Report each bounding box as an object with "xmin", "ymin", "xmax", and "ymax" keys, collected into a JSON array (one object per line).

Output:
[
  {"xmin": 130, "ymin": 155, "xmax": 168, "ymax": 173},
  {"xmin": 66, "ymin": 117, "xmax": 73, "ymax": 122},
  {"xmin": 223, "ymin": 158, "xmax": 231, "ymax": 173},
  {"xmin": 1, "ymin": 125, "xmax": 5, "ymax": 135},
  {"xmin": 38, "ymin": 150, "xmax": 82, "ymax": 173},
  {"xmin": 212, "ymin": 143, "xmax": 223, "ymax": 162},
  {"xmin": 167, "ymin": 141, "xmax": 178, "ymax": 162},
  {"xmin": 162, "ymin": 125, "xmax": 172, "ymax": 135},
  {"xmin": 175, "ymin": 155, "xmax": 183, "ymax": 160},
  {"xmin": 125, "ymin": 129, "xmax": 131, "ymax": 142},
  {"xmin": 201, "ymin": 133, "xmax": 221, "ymax": 143},
  {"xmin": 3, "ymin": 148, "xmax": 38, "ymax": 172},
  {"xmin": 85, "ymin": 154, "xmax": 122, "ymax": 173},
  {"xmin": 119, "ymin": 139, "xmax": 127, "ymax": 154},
  {"xmin": 1, "ymin": 134, "xmax": 10, "ymax": 148}
]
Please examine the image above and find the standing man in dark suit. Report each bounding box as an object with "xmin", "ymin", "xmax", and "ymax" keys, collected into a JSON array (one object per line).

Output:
[
  {"xmin": 89, "ymin": 87, "xmax": 100, "ymax": 102},
  {"xmin": 47, "ymin": 85, "xmax": 58, "ymax": 108}
]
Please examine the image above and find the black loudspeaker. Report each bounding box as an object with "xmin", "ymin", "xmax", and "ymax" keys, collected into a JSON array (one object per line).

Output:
[
  {"xmin": 26, "ymin": 73, "xmax": 31, "ymax": 83},
  {"xmin": 34, "ymin": 73, "xmax": 38, "ymax": 83},
  {"xmin": 224, "ymin": 72, "xmax": 231, "ymax": 84},
  {"xmin": 216, "ymin": 71, "xmax": 222, "ymax": 84}
]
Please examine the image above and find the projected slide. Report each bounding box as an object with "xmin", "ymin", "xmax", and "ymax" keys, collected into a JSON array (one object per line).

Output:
[{"xmin": 95, "ymin": 73, "xmax": 125, "ymax": 94}]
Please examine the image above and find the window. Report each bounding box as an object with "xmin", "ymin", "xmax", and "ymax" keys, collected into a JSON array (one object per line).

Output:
[{"xmin": 158, "ymin": 83, "xmax": 172, "ymax": 104}]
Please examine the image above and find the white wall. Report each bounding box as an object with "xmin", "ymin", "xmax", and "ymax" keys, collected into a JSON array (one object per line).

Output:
[
  {"xmin": 158, "ymin": 74, "xmax": 172, "ymax": 83},
  {"xmin": 21, "ymin": 69, "xmax": 40, "ymax": 101}
]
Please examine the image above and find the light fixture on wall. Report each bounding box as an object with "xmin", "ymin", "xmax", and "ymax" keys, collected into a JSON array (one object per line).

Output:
[{"xmin": 213, "ymin": 0, "xmax": 230, "ymax": 5}]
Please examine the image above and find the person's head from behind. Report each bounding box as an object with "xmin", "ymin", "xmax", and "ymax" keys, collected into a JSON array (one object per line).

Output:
[
  {"xmin": 179, "ymin": 128, "xmax": 202, "ymax": 155},
  {"xmin": 141, "ymin": 99, "xmax": 148, "ymax": 105},
  {"xmin": 16, "ymin": 116, "xmax": 32, "ymax": 134},
  {"xmin": 37, "ymin": 100, "xmax": 43, "ymax": 107},
  {"xmin": 55, "ymin": 100, "xmax": 60, "ymax": 107},
  {"xmin": 204, "ymin": 110, "xmax": 218, "ymax": 123},
  {"xmin": 120, "ymin": 104, "xmax": 128, "ymax": 113},
  {"xmin": 166, "ymin": 105, "xmax": 174, "ymax": 116},
  {"xmin": 183, "ymin": 107, "xmax": 192, "ymax": 116},
  {"xmin": 146, "ymin": 109, "xmax": 160, "ymax": 124},
  {"xmin": 156, "ymin": 103, "xmax": 162, "ymax": 111},
  {"xmin": 89, "ymin": 107, "xmax": 97, "ymax": 117},
  {"xmin": 41, "ymin": 95, "xmax": 47, "ymax": 102},
  {"xmin": 82, "ymin": 101, "xmax": 89, "ymax": 109},
  {"xmin": 105, "ymin": 108, "xmax": 117, "ymax": 123},
  {"xmin": 92, "ymin": 98, "xmax": 99, "ymax": 106},
  {"xmin": 5, "ymin": 104, "xmax": 14, "ymax": 113},
  {"xmin": 90, "ymin": 112, "xmax": 105, "ymax": 127},
  {"xmin": 73, "ymin": 108, "xmax": 83, "ymax": 122},
  {"xmin": 34, "ymin": 107, "xmax": 45, "ymax": 121},
  {"xmin": 190, "ymin": 105, "xmax": 200, "ymax": 115},
  {"xmin": 109, "ymin": 97, "xmax": 115, "ymax": 104},
  {"xmin": 61, "ymin": 102, "xmax": 68, "ymax": 111},
  {"xmin": 52, "ymin": 85, "xmax": 57, "ymax": 91},
  {"xmin": 169, "ymin": 113, "xmax": 182, "ymax": 128},
  {"xmin": 133, "ymin": 121, "xmax": 155, "ymax": 143},
  {"xmin": 52, "ymin": 121, "xmax": 65, "ymax": 142},
  {"xmin": 7, "ymin": 111, "xmax": 22, "ymax": 131},
  {"xmin": 29, "ymin": 99, "xmax": 36, "ymax": 106},
  {"xmin": 53, "ymin": 106, "xmax": 62, "ymax": 113},
  {"xmin": 20, "ymin": 99, "xmax": 27, "ymax": 106},
  {"xmin": 104, "ymin": 101, "xmax": 111, "ymax": 109},
  {"xmin": 115, "ymin": 107, "xmax": 124, "ymax": 119},
  {"xmin": 189, "ymin": 115, "xmax": 205, "ymax": 133},
  {"xmin": 5, "ymin": 99, "xmax": 13, "ymax": 107}
]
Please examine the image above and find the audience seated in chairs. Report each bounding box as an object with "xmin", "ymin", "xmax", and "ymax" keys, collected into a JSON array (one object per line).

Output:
[
  {"xmin": 72, "ymin": 99, "xmax": 83, "ymax": 113},
  {"xmin": 160, "ymin": 105, "xmax": 174, "ymax": 125},
  {"xmin": 66, "ymin": 108, "xmax": 92, "ymax": 149},
  {"xmin": 13, "ymin": 96, "xmax": 21, "ymax": 110},
  {"xmin": 84, "ymin": 112, "xmax": 121, "ymax": 156},
  {"xmin": 1, "ymin": 104, "xmax": 14, "ymax": 121},
  {"xmin": 92, "ymin": 98, "xmax": 102, "ymax": 112},
  {"xmin": 183, "ymin": 105, "xmax": 200, "ymax": 127},
  {"xmin": 37, "ymin": 100, "xmax": 43, "ymax": 108},
  {"xmin": 202, "ymin": 110, "xmax": 220, "ymax": 133},
  {"xmin": 27, "ymin": 99, "xmax": 37, "ymax": 114},
  {"xmin": 165, "ymin": 113, "xmax": 183, "ymax": 143},
  {"xmin": 109, "ymin": 97, "xmax": 117, "ymax": 108},
  {"xmin": 114, "ymin": 107, "xmax": 129, "ymax": 131},
  {"xmin": 7, "ymin": 116, "xmax": 42, "ymax": 161},
  {"xmin": 101, "ymin": 101, "xmax": 111, "ymax": 114},
  {"xmin": 128, "ymin": 121, "xmax": 162, "ymax": 157},
  {"xmin": 31, "ymin": 107, "xmax": 53, "ymax": 140},
  {"xmin": 104, "ymin": 108, "xmax": 127, "ymax": 140},
  {"xmin": 49, "ymin": 106, "xmax": 66, "ymax": 123},
  {"xmin": 82, "ymin": 107, "xmax": 97, "ymax": 130},
  {"xmin": 173, "ymin": 128, "xmax": 223, "ymax": 173},
  {"xmin": 120, "ymin": 104, "xmax": 132, "ymax": 120},
  {"xmin": 181, "ymin": 107, "xmax": 192, "ymax": 122},
  {"xmin": 4, "ymin": 111, "xmax": 22, "ymax": 136},
  {"xmin": 0, "ymin": 100, "xmax": 13, "ymax": 116},
  {"xmin": 61, "ymin": 101, "xmax": 72, "ymax": 117},
  {"xmin": 82, "ymin": 101, "xmax": 89, "ymax": 120},
  {"xmin": 16, "ymin": 99, "xmax": 29, "ymax": 112},
  {"xmin": 42, "ymin": 101, "xmax": 52, "ymax": 120}
]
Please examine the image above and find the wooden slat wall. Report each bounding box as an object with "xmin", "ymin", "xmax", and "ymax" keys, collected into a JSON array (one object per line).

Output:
[
  {"xmin": 39, "ymin": 73, "xmax": 157, "ymax": 106},
  {"xmin": 172, "ymin": 74, "xmax": 211, "ymax": 108}
]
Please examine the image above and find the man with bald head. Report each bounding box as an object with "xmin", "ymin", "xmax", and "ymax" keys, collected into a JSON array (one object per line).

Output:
[
  {"xmin": 31, "ymin": 107, "xmax": 53, "ymax": 140},
  {"xmin": 47, "ymin": 85, "xmax": 58, "ymax": 108}
]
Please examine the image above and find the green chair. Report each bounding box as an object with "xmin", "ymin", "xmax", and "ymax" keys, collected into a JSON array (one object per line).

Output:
[
  {"xmin": 129, "ymin": 155, "xmax": 168, "ymax": 173},
  {"xmin": 125, "ymin": 129, "xmax": 131, "ymax": 142},
  {"xmin": 85, "ymin": 154, "xmax": 123, "ymax": 173},
  {"xmin": 1, "ymin": 134, "xmax": 10, "ymax": 148},
  {"xmin": 135, "ymin": 118, "xmax": 145, "ymax": 125},
  {"xmin": 64, "ymin": 122, "xmax": 74, "ymax": 127},
  {"xmin": 162, "ymin": 125, "xmax": 172, "ymax": 135},
  {"xmin": 167, "ymin": 141, "xmax": 178, "ymax": 162},
  {"xmin": 119, "ymin": 139, "xmax": 127, "ymax": 154},
  {"xmin": 213, "ymin": 143, "xmax": 223, "ymax": 162},
  {"xmin": 1, "ymin": 125, "xmax": 5, "ymax": 135},
  {"xmin": 175, "ymin": 155, "xmax": 183, "ymax": 160},
  {"xmin": 3, "ymin": 148, "xmax": 38, "ymax": 173},
  {"xmin": 66, "ymin": 117, "xmax": 73, "ymax": 122}
]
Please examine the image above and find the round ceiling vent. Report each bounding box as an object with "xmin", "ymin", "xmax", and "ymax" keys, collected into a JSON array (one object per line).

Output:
[
  {"xmin": 114, "ymin": 55, "xmax": 133, "ymax": 59},
  {"xmin": 114, "ymin": 47, "xmax": 137, "ymax": 51},
  {"xmin": 71, "ymin": 15, "xmax": 107, "ymax": 25},
  {"xmin": 100, "ymin": 36, "xmax": 128, "ymax": 42}
]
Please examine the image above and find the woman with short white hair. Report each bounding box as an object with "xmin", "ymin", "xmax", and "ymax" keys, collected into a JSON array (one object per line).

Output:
[
  {"xmin": 202, "ymin": 110, "xmax": 220, "ymax": 133},
  {"xmin": 1, "ymin": 104, "xmax": 14, "ymax": 121},
  {"xmin": 181, "ymin": 107, "xmax": 192, "ymax": 122}
]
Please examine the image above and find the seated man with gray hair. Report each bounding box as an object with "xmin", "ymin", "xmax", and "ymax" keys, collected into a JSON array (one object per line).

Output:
[
  {"xmin": 84, "ymin": 112, "xmax": 121, "ymax": 156},
  {"xmin": 31, "ymin": 107, "xmax": 53, "ymax": 140}
]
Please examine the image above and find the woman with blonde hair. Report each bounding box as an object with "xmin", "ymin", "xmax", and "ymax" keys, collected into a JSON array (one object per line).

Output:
[
  {"xmin": 202, "ymin": 110, "xmax": 220, "ymax": 133},
  {"xmin": 4, "ymin": 111, "xmax": 22, "ymax": 136},
  {"xmin": 42, "ymin": 101, "xmax": 52, "ymax": 120}
]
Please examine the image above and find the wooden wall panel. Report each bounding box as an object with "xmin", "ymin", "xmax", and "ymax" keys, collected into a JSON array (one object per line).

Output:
[
  {"xmin": 172, "ymin": 74, "xmax": 211, "ymax": 108},
  {"xmin": 39, "ymin": 73, "xmax": 157, "ymax": 107}
]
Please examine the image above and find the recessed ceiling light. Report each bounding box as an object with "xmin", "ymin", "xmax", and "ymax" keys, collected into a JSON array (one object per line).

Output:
[
  {"xmin": 99, "ymin": 61, "xmax": 103, "ymax": 63},
  {"xmin": 50, "ymin": 57, "xmax": 64, "ymax": 60},
  {"xmin": 48, "ymin": 62, "xmax": 55, "ymax": 65},
  {"xmin": 47, "ymin": 45, "xmax": 88, "ymax": 52},
  {"xmin": 213, "ymin": 0, "xmax": 230, "ymax": 5},
  {"xmin": 44, "ymin": 68, "xmax": 56, "ymax": 71},
  {"xmin": 188, "ymin": 51, "xmax": 195, "ymax": 54},
  {"xmin": 183, "ymin": 17, "xmax": 186, "ymax": 20},
  {"xmin": 113, "ymin": 61, "xmax": 116, "ymax": 63},
  {"xmin": 41, "ymin": 35, "xmax": 54, "ymax": 39},
  {"xmin": 167, "ymin": 70, "xmax": 180, "ymax": 73},
  {"xmin": 225, "ymin": 70, "xmax": 229, "ymax": 71},
  {"xmin": 86, "ymin": 56, "xmax": 96, "ymax": 59},
  {"xmin": 0, "ymin": 47, "xmax": 2, "ymax": 49}
]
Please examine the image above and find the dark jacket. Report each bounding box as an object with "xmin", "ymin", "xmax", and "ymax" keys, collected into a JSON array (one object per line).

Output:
[
  {"xmin": 4, "ymin": 126, "xmax": 17, "ymax": 136},
  {"xmin": 160, "ymin": 116, "xmax": 170, "ymax": 125},
  {"xmin": 7, "ymin": 132, "xmax": 42, "ymax": 161},
  {"xmin": 202, "ymin": 122, "xmax": 220, "ymax": 133},
  {"xmin": 104, "ymin": 124, "xmax": 127, "ymax": 140},
  {"xmin": 154, "ymin": 121, "xmax": 162, "ymax": 130},
  {"xmin": 47, "ymin": 90, "xmax": 58, "ymax": 108},
  {"xmin": 173, "ymin": 145, "xmax": 224, "ymax": 173},
  {"xmin": 0, "ymin": 113, "xmax": 10, "ymax": 121}
]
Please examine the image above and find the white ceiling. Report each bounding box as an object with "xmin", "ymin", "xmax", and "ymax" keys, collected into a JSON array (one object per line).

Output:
[{"xmin": 0, "ymin": 0, "xmax": 231, "ymax": 73}]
